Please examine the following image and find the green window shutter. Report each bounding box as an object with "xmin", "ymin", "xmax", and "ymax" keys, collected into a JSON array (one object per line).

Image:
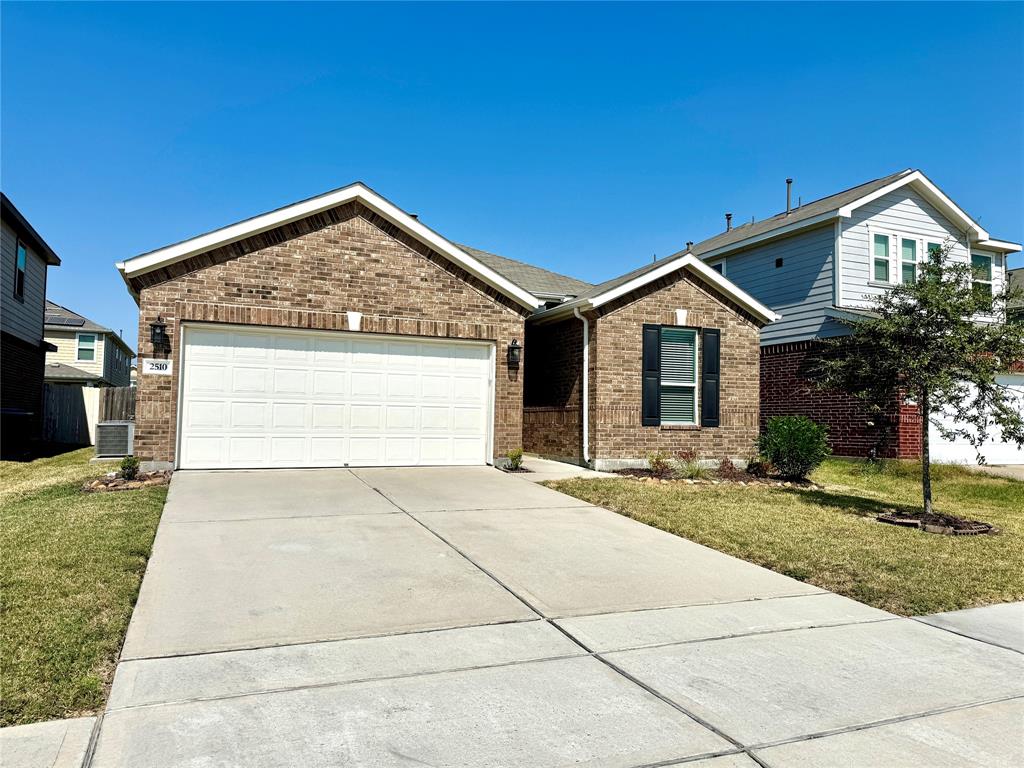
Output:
[
  {"xmin": 700, "ymin": 328, "xmax": 720, "ymax": 427},
  {"xmin": 641, "ymin": 324, "xmax": 661, "ymax": 426}
]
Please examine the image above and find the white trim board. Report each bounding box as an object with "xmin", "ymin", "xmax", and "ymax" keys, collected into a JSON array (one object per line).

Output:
[{"xmin": 117, "ymin": 183, "xmax": 542, "ymax": 311}]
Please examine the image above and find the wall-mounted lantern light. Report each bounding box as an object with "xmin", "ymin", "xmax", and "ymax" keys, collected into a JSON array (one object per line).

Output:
[
  {"xmin": 507, "ymin": 338, "xmax": 522, "ymax": 369},
  {"xmin": 149, "ymin": 316, "xmax": 169, "ymax": 353}
]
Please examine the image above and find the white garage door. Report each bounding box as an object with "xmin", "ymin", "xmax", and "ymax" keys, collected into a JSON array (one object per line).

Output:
[
  {"xmin": 178, "ymin": 325, "xmax": 493, "ymax": 469},
  {"xmin": 929, "ymin": 375, "xmax": 1024, "ymax": 465}
]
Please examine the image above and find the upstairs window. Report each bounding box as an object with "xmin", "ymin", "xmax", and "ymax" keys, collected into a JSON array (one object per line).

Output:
[
  {"xmin": 971, "ymin": 254, "xmax": 993, "ymax": 300},
  {"xmin": 927, "ymin": 241, "xmax": 943, "ymax": 260},
  {"xmin": 900, "ymin": 237, "xmax": 918, "ymax": 284},
  {"xmin": 660, "ymin": 327, "xmax": 698, "ymax": 425},
  {"xmin": 872, "ymin": 233, "xmax": 891, "ymax": 283},
  {"xmin": 77, "ymin": 333, "xmax": 96, "ymax": 362},
  {"xmin": 13, "ymin": 240, "xmax": 27, "ymax": 299}
]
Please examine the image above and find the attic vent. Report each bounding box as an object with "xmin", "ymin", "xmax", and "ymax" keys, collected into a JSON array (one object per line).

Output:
[
  {"xmin": 96, "ymin": 421, "xmax": 134, "ymax": 458},
  {"xmin": 775, "ymin": 258, "xmax": 784, "ymax": 268}
]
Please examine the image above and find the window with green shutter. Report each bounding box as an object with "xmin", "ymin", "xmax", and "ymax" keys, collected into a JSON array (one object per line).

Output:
[{"xmin": 659, "ymin": 327, "xmax": 697, "ymax": 424}]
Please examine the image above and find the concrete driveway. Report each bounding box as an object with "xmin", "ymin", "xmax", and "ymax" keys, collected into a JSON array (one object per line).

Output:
[{"xmin": 86, "ymin": 467, "xmax": 1023, "ymax": 767}]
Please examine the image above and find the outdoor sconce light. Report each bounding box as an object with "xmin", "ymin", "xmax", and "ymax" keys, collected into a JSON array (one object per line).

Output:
[
  {"xmin": 507, "ymin": 339, "xmax": 522, "ymax": 369},
  {"xmin": 149, "ymin": 316, "xmax": 169, "ymax": 353}
]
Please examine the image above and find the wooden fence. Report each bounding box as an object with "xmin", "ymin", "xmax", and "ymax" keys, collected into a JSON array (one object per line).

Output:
[
  {"xmin": 99, "ymin": 386, "xmax": 136, "ymax": 422},
  {"xmin": 41, "ymin": 385, "xmax": 135, "ymax": 445}
]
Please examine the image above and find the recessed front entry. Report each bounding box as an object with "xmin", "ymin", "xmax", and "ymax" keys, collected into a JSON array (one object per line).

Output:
[{"xmin": 178, "ymin": 325, "xmax": 493, "ymax": 469}]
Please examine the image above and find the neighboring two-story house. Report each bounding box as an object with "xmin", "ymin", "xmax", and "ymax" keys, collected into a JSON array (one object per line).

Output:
[
  {"xmin": 1, "ymin": 194, "xmax": 62, "ymax": 454},
  {"xmin": 683, "ymin": 169, "xmax": 1021, "ymax": 460},
  {"xmin": 43, "ymin": 301, "xmax": 134, "ymax": 387}
]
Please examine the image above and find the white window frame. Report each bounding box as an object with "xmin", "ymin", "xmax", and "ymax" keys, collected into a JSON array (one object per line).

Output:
[
  {"xmin": 659, "ymin": 326, "xmax": 699, "ymax": 426},
  {"xmin": 870, "ymin": 230, "xmax": 893, "ymax": 284},
  {"xmin": 971, "ymin": 252, "xmax": 994, "ymax": 298},
  {"xmin": 898, "ymin": 235, "xmax": 920, "ymax": 285},
  {"xmin": 709, "ymin": 259, "xmax": 727, "ymax": 277},
  {"xmin": 76, "ymin": 332, "xmax": 97, "ymax": 362}
]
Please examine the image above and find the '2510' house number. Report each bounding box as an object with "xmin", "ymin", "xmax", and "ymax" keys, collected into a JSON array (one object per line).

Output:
[{"xmin": 142, "ymin": 359, "xmax": 173, "ymax": 376}]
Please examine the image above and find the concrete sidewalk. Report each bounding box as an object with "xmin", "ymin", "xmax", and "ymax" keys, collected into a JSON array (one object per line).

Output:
[{"xmin": 75, "ymin": 467, "xmax": 1024, "ymax": 767}]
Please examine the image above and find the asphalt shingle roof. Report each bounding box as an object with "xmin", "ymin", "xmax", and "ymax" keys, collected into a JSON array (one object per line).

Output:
[
  {"xmin": 1009, "ymin": 268, "xmax": 1023, "ymax": 310},
  {"xmin": 44, "ymin": 301, "xmax": 113, "ymax": 333},
  {"xmin": 44, "ymin": 362, "xmax": 100, "ymax": 381},
  {"xmin": 459, "ymin": 244, "xmax": 592, "ymax": 298}
]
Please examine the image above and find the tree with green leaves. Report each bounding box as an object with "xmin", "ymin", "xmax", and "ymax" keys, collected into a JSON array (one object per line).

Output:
[{"xmin": 811, "ymin": 241, "xmax": 1024, "ymax": 515}]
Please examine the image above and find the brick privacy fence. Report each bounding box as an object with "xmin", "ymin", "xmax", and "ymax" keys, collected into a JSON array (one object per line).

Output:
[
  {"xmin": 131, "ymin": 204, "xmax": 528, "ymax": 466},
  {"xmin": 760, "ymin": 340, "xmax": 921, "ymax": 459}
]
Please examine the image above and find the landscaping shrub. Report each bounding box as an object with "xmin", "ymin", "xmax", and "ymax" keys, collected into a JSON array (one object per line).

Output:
[
  {"xmin": 646, "ymin": 451, "xmax": 673, "ymax": 479},
  {"xmin": 507, "ymin": 447, "xmax": 524, "ymax": 471},
  {"xmin": 716, "ymin": 457, "xmax": 745, "ymax": 481},
  {"xmin": 675, "ymin": 449, "xmax": 708, "ymax": 480},
  {"xmin": 746, "ymin": 458, "xmax": 771, "ymax": 478},
  {"xmin": 119, "ymin": 455, "xmax": 140, "ymax": 481},
  {"xmin": 757, "ymin": 416, "xmax": 830, "ymax": 479}
]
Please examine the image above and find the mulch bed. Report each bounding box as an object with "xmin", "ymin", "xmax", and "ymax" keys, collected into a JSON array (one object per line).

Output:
[
  {"xmin": 83, "ymin": 471, "xmax": 172, "ymax": 493},
  {"xmin": 499, "ymin": 467, "xmax": 533, "ymax": 474},
  {"xmin": 878, "ymin": 511, "xmax": 997, "ymax": 536},
  {"xmin": 612, "ymin": 468, "xmax": 821, "ymax": 489}
]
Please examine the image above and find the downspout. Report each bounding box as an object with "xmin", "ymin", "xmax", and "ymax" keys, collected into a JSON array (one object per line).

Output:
[{"xmin": 573, "ymin": 308, "xmax": 590, "ymax": 466}]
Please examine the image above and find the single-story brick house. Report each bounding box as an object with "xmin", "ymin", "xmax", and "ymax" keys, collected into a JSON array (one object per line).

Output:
[{"xmin": 116, "ymin": 183, "xmax": 776, "ymax": 471}]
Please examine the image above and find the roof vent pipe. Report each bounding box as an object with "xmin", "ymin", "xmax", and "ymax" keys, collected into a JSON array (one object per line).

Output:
[
  {"xmin": 725, "ymin": 213, "xmax": 733, "ymax": 231},
  {"xmin": 686, "ymin": 241, "xmax": 694, "ymax": 250},
  {"xmin": 786, "ymin": 178, "xmax": 793, "ymax": 215}
]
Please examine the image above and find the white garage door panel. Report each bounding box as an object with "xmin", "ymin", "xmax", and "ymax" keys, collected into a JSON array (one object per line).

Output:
[
  {"xmin": 179, "ymin": 326, "xmax": 492, "ymax": 469},
  {"xmin": 930, "ymin": 375, "xmax": 1024, "ymax": 465}
]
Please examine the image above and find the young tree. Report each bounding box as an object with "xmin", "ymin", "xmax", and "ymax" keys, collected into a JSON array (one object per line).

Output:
[{"xmin": 811, "ymin": 241, "xmax": 1024, "ymax": 515}]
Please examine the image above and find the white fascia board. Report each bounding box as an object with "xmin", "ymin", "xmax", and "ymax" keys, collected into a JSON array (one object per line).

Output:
[
  {"xmin": 836, "ymin": 171, "xmax": 990, "ymax": 241},
  {"xmin": 116, "ymin": 183, "xmax": 542, "ymax": 310},
  {"xmin": 976, "ymin": 239, "xmax": 1022, "ymax": 253},
  {"xmin": 696, "ymin": 210, "xmax": 839, "ymax": 261}
]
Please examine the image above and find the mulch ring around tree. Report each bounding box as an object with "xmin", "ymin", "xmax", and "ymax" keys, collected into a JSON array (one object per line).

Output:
[
  {"xmin": 877, "ymin": 510, "xmax": 998, "ymax": 536},
  {"xmin": 83, "ymin": 471, "xmax": 172, "ymax": 493}
]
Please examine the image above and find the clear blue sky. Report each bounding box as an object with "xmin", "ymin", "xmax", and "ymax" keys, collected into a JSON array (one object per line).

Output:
[{"xmin": 3, "ymin": 2, "xmax": 1021, "ymax": 354}]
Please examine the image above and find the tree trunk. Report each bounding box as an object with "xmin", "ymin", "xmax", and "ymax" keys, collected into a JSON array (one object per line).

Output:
[{"xmin": 920, "ymin": 388, "xmax": 933, "ymax": 515}]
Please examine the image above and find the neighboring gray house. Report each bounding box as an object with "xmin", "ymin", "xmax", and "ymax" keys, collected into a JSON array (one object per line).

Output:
[
  {"xmin": 680, "ymin": 169, "xmax": 1021, "ymax": 459},
  {"xmin": 1, "ymin": 194, "xmax": 61, "ymax": 454},
  {"xmin": 44, "ymin": 301, "xmax": 134, "ymax": 387},
  {"xmin": 1009, "ymin": 267, "xmax": 1023, "ymax": 325}
]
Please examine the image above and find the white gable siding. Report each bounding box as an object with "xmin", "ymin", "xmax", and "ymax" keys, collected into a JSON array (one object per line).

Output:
[
  {"xmin": 839, "ymin": 187, "xmax": 975, "ymax": 308},
  {"xmin": 1, "ymin": 221, "xmax": 48, "ymax": 344},
  {"xmin": 713, "ymin": 223, "xmax": 836, "ymax": 346}
]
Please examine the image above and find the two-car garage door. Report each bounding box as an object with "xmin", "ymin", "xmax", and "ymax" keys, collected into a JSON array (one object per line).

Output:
[{"xmin": 178, "ymin": 325, "xmax": 494, "ymax": 469}]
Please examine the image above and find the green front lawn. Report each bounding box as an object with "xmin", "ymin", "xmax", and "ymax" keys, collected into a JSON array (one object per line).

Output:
[
  {"xmin": 1, "ymin": 449, "xmax": 166, "ymax": 726},
  {"xmin": 546, "ymin": 459, "xmax": 1024, "ymax": 617}
]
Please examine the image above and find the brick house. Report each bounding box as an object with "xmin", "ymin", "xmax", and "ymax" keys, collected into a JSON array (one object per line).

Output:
[
  {"xmin": 116, "ymin": 183, "xmax": 775, "ymax": 470},
  {"xmin": 684, "ymin": 169, "xmax": 1022, "ymax": 461}
]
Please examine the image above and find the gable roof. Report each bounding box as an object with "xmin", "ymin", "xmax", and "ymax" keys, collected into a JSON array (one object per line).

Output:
[
  {"xmin": 1, "ymin": 193, "xmax": 61, "ymax": 266},
  {"xmin": 45, "ymin": 301, "xmax": 135, "ymax": 354},
  {"xmin": 117, "ymin": 183, "xmax": 542, "ymax": 310},
  {"xmin": 691, "ymin": 169, "xmax": 1020, "ymax": 262},
  {"xmin": 531, "ymin": 253, "xmax": 779, "ymax": 325},
  {"xmin": 43, "ymin": 361, "xmax": 101, "ymax": 382},
  {"xmin": 459, "ymin": 244, "xmax": 592, "ymax": 298}
]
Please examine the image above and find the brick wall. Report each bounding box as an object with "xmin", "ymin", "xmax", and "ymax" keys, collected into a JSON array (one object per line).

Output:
[
  {"xmin": 590, "ymin": 271, "xmax": 763, "ymax": 462},
  {"xmin": 760, "ymin": 341, "xmax": 921, "ymax": 459},
  {"xmin": 1, "ymin": 331, "xmax": 45, "ymax": 452},
  {"xmin": 132, "ymin": 203, "xmax": 528, "ymax": 465},
  {"xmin": 523, "ymin": 318, "xmax": 582, "ymax": 459}
]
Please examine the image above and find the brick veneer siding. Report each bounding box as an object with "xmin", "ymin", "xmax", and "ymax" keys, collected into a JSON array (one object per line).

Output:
[
  {"xmin": 131, "ymin": 203, "xmax": 528, "ymax": 466},
  {"xmin": 523, "ymin": 318, "xmax": 583, "ymax": 460},
  {"xmin": 589, "ymin": 271, "xmax": 763, "ymax": 463},
  {"xmin": 1, "ymin": 331, "xmax": 45, "ymax": 453},
  {"xmin": 759, "ymin": 341, "xmax": 921, "ymax": 459}
]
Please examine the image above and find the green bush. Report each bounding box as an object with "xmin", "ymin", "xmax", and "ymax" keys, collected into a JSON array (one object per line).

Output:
[
  {"xmin": 119, "ymin": 455, "xmax": 140, "ymax": 481},
  {"xmin": 646, "ymin": 451, "xmax": 673, "ymax": 478},
  {"xmin": 507, "ymin": 447, "xmax": 524, "ymax": 470},
  {"xmin": 757, "ymin": 416, "xmax": 830, "ymax": 479}
]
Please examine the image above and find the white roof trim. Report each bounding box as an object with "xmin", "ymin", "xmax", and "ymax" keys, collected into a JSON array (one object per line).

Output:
[
  {"xmin": 837, "ymin": 170, "xmax": 990, "ymax": 240},
  {"xmin": 116, "ymin": 183, "xmax": 542, "ymax": 310},
  {"xmin": 533, "ymin": 254, "xmax": 780, "ymax": 325},
  {"xmin": 975, "ymin": 239, "xmax": 1022, "ymax": 253}
]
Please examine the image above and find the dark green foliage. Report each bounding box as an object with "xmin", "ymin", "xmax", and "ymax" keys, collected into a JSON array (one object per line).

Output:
[
  {"xmin": 757, "ymin": 416, "xmax": 831, "ymax": 479},
  {"xmin": 119, "ymin": 455, "xmax": 140, "ymax": 480}
]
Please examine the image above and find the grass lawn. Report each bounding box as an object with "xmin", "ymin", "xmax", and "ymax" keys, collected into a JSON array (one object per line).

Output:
[
  {"xmin": 546, "ymin": 459, "xmax": 1024, "ymax": 617},
  {"xmin": 1, "ymin": 448, "xmax": 166, "ymax": 726}
]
